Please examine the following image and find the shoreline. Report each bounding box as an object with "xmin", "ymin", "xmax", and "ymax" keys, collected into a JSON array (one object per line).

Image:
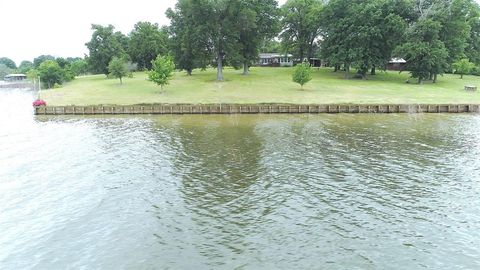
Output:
[{"xmin": 34, "ymin": 103, "xmax": 480, "ymax": 115}]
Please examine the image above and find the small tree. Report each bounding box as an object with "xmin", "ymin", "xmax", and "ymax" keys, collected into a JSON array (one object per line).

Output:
[
  {"xmin": 452, "ymin": 59, "xmax": 475, "ymax": 79},
  {"xmin": 292, "ymin": 63, "xmax": 313, "ymax": 89},
  {"xmin": 148, "ymin": 55, "xmax": 175, "ymax": 90},
  {"xmin": 108, "ymin": 57, "xmax": 129, "ymax": 84}
]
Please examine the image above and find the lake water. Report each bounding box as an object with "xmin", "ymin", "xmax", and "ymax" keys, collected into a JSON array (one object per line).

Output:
[{"xmin": 1, "ymin": 89, "xmax": 480, "ymax": 269}]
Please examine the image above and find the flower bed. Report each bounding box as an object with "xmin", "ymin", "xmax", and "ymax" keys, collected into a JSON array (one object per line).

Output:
[{"xmin": 32, "ymin": 99, "xmax": 47, "ymax": 107}]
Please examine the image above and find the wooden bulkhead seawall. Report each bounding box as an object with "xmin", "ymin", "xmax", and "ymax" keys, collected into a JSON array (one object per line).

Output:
[{"xmin": 34, "ymin": 104, "xmax": 480, "ymax": 115}]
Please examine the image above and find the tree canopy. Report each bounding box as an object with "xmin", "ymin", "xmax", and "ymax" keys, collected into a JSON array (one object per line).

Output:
[
  {"xmin": 0, "ymin": 57, "xmax": 17, "ymax": 69},
  {"xmin": 38, "ymin": 60, "xmax": 65, "ymax": 89},
  {"xmin": 281, "ymin": 0, "xmax": 323, "ymax": 62},
  {"xmin": 128, "ymin": 22, "xmax": 169, "ymax": 70},
  {"xmin": 33, "ymin": 55, "xmax": 55, "ymax": 68},
  {"xmin": 86, "ymin": 24, "xmax": 128, "ymax": 75},
  {"xmin": 18, "ymin": 61, "xmax": 34, "ymax": 74}
]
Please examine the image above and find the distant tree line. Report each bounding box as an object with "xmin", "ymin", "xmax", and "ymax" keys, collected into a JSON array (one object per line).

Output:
[
  {"xmin": 0, "ymin": 55, "xmax": 88, "ymax": 88},
  {"xmin": 3, "ymin": 0, "xmax": 480, "ymax": 86}
]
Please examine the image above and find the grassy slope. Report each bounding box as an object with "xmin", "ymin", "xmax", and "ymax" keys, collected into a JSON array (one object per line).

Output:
[{"xmin": 40, "ymin": 67, "xmax": 480, "ymax": 106}]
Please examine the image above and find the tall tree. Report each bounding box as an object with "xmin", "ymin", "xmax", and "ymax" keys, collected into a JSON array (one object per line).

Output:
[
  {"xmin": 128, "ymin": 22, "xmax": 169, "ymax": 70},
  {"xmin": 280, "ymin": 0, "xmax": 323, "ymax": 62},
  {"xmin": 465, "ymin": 2, "xmax": 480, "ymax": 65},
  {"xmin": 169, "ymin": 0, "xmax": 254, "ymax": 81},
  {"xmin": 237, "ymin": 0, "xmax": 280, "ymax": 75},
  {"xmin": 0, "ymin": 57, "xmax": 17, "ymax": 69},
  {"xmin": 203, "ymin": 0, "xmax": 247, "ymax": 81},
  {"xmin": 321, "ymin": 0, "xmax": 409, "ymax": 79},
  {"xmin": 167, "ymin": 0, "xmax": 209, "ymax": 76},
  {"xmin": 395, "ymin": 18, "xmax": 449, "ymax": 83},
  {"xmin": 320, "ymin": 0, "xmax": 356, "ymax": 78},
  {"xmin": 85, "ymin": 24, "xmax": 128, "ymax": 75},
  {"xmin": 431, "ymin": 0, "xmax": 474, "ymax": 65}
]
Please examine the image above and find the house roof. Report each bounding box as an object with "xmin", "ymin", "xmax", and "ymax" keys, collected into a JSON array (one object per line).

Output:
[
  {"xmin": 389, "ymin": 58, "xmax": 406, "ymax": 64},
  {"xmin": 5, "ymin": 74, "xmax": 27, "ymax": 78},
  {"xmin": 259, "ymin": 53, "xmax": 293, "ymax": 58}
]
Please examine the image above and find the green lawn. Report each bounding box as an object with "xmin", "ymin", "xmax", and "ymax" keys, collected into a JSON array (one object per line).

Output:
[{"xmin": 40, "ymin": 67, "xmax": 480, "ymax": 106}]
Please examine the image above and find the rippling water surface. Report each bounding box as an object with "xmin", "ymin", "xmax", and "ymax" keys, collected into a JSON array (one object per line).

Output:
[{"xmin": 1, "ymin": 89, "xmax": 480, "ymax": 269}]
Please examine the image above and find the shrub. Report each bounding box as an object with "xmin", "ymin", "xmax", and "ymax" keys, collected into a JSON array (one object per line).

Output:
[
  {"xmin": 292, "ymin": 63, "xmax": 313, "ymax": 89},
  {"xmin": 148, "ymin": 55, "xmax": 175, "ymax": 90}
]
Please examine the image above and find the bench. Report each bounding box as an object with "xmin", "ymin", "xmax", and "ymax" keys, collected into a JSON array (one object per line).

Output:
[{"xmin": 465, "ymin": 85, "xmax": 477, "ymax": 91}]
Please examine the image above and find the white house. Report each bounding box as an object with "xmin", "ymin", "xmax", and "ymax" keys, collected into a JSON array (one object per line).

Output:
[
  {"xmin": 258, "ymin": 53, "xmax": 294, "ymax": 67},
  {"xmin": 4, "ymin": 74, "xmax": 27, "ymax": 82}
]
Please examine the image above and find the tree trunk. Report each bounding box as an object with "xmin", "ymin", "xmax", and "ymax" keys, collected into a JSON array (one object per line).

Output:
[
  {"xmin": 461, "ymin": 74, "xmax": 464, "ymax": 79},
  {"xmin": 187, "ymin": 69, "xmax": 192, "ymax": 76},
  {"xmin": 242, "ymin": 61, "xmax": 249, "ymax": 75},
  {"xmin": 217, "ymin": 53, "xmax": 224, "ymax": 81},
  {"xmin": 344, "ymin": 64, "xmax": 350, "ymax": 79},
  {"xmin": 370, "ymin": 66, "xmax": 376, "ymax": 75},
  {"xmin": 119, "ymin": 77, "xmax": 123, "ymax": 85},
  {"xmin": 418, "ymin": 77, "xmax": 422, "ymax": 84},
  {"xmin": 299, "ymin": 46, "xmax": 304, "ymax": 64},
  {"xmin": 433, "ymin": 73, "xmax": 437, "ymax": 83},
  {"xmin": 334, "ymin": 64, "xmax": 339, "ymax": 72}
]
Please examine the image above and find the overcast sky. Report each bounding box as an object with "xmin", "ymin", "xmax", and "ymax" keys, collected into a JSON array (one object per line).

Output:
[
  {"xmin": 0, "ymin": 0, "xmax": 288, "ymax": 65},
  {"xmin": 0, "ymin": 0, "xmax": 476, "ymax": 65}
]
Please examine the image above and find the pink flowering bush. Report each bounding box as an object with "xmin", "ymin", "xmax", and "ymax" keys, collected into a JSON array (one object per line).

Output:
[{"xmin": 32, "ymin": 99, "xmax": 47, "ymax": 107}]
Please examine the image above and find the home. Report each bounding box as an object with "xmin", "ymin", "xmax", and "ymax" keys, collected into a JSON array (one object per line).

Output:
[
  {"xmin": 258, "ymin": 53, "xmax": 294, "ymax": 67},
  {"xmin": 4, "ymin": 74, "xmax": 27, "ymax": 82},
  {"xmin": 387, "ymin": 58, "xmax": 406, "ymax": 71}
]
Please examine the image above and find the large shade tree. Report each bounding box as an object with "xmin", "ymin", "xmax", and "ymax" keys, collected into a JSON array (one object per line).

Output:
[
  {"xmin": 466, "ymin": 7, "xmax": 480, "ymax": 65},
  {"xmin": 85, "ymin": 24, "xmax": 128, "ymax": 75},
  {"xmin": 395, "ymin": 18, "xmax": 449, "ymax": 83},
  {"xmin": 167, "ymin": 0, "xmax": 255, "ymax": 81},
  {"xmin": 166, "ymin": 0, "xmax": 210, "ymax": 76},
  {"xmin": 200, "ymin": 0, "xmax": 247, "ymax": 81},
  {"xmin": 321, "ymin": 0, "xmax": 409, "ymax": 79},
  {"xmin": 237, "ymin": 0, "xmax": 280, "ymax": 75},
  {"xmin": 128, "ymin": 22, "xmax": 169, "ymax": 70},
  {"xmin": 427, "ymin": 0, "xmax": 475, "ymax": 67},
  {"xmin": 280, "ymin": 0, "xmax": 323, "ymax": 62}
]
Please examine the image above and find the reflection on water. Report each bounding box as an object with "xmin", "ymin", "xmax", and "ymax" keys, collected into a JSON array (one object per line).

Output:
[{"xmin": 0, "ymin": 89, "xmax": 480, "ymax": 269}]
